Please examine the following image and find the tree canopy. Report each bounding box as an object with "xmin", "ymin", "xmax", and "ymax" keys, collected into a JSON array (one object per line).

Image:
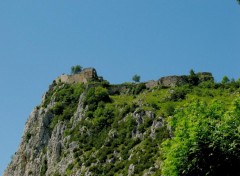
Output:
[
  {"xmin": 132, "ymin": 74, "xmax": 141, "ymax": 83},
  {"xmin": 189, "ymin": 69, "xmax": 199, "ymax": 86},
  {"xmin": 71, "ymin": 65, "xmax": 82, "ymax": 74},
  {"xmin": 221, "ymin": 76, "xmax": 230, "ymax": 84},
  {"xmin": 161, "ymin": 99, "xmax": 240, "ymax": 176}
]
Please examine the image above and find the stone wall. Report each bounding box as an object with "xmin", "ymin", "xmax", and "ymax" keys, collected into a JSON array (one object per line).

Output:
[
  {"xmin": 158, "ymin": 75, "xmax": 189, "ymax": 87},
  {"xmin": 146, "ymin": 72, "xmax": 214, "ymax": 88},
  {"xmin": 56, "ymin": 68, "xmax": 98, "ymax": 84}
]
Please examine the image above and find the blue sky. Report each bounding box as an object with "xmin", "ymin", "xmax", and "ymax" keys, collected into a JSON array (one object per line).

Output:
[{"xmin": 0, "ymin": 1, "xmax": 239, "ymax": 174}]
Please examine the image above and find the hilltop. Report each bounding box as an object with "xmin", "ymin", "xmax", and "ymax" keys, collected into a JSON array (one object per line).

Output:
[{"xmin": 4, "ymin": 68, "xmax": 240, "ymax": 176}]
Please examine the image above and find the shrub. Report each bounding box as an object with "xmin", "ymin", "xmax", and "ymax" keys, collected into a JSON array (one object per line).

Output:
[
  {"xmin": 222, "ymin": 76, "xmax": 230, "ymax": 84},
  {"xmin": 188, "ymin": 69, "xmax": 199, "ymax": 86},
  {"xmin": 164, "ymin": 103, "xmax": 175, "ymax": 116},
  {"xmin": 51, "ymin": 102, "xmax": 64, "ymax": 115},
  {"xmin": 161, "ymin": 100, "xmax": 240, "ymax": 176},
  {"xmin": 84, "ymin": 87, "xmax": 110, "ymax": 109},
  {"xmin": 168, "ymin": 89, "xmax": 187, "ymax": 101},
  {"xmin": 133, "ymin": 83, "xmax": 146, "ymax": 95},
  {"xmin": 26, "ymin": 132, "xmax": 31, "ymax": 142},
  {"xmin": 40, "ymin": 159, "xmax": 48, "ymax": 176}
]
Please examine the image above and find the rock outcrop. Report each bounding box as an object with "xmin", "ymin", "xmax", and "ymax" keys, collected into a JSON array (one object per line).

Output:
[
  {"xmin": 4, "ymin": 68, "xmax": 215, "ymax": 176},
  {"xmin": 159, "ymin": 75, "xmax": 189, "ymax": 87},
  {"xmin": 145, "ymin": 72, "xmax": 214, "ymax": 88},
  {"xmin": 56, "ymin": 68, "xmax": 98, "ymax": 84}
]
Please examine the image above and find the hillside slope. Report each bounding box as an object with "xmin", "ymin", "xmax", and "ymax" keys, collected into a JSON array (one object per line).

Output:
[{"xmin": 4, "ymin": 69, "xmax": 240, "ymax": 176}]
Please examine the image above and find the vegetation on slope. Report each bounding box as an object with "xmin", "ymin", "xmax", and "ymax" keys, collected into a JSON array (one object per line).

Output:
[
  {"xmin": 162, "ymin": 100, "xmax": 240, "ymax": 176},
  {"xmin": 41, "ymin": 74, "xmax": 240, "ymax": 175}
]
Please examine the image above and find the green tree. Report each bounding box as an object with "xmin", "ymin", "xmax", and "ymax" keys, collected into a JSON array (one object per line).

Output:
[
  {"xmin": 189, "ymin": 69, "xmax": 195, "ymax": 77},
  {"xmin": 71, "ymin": 65, "xmax": 82, "ymax": 74},
  {"xmin": 189, "ymin": 69, "xmax": 199, "ymax": 86},
  {"xmin": 162, "ymin": 100, "xmax": 240, "ymax": 176},
  {"xmin": 237, "ymin": 78, "xmax": 240, "ymax": 83},
  {"xmin": 231, "ymin": 78, "xmax": 236, "ymax": 83},
  {"xmin": 221, "ymin": 76, "xmax": 230, "ymax": 84},
  {"xmin": 132, "ymin": 74, "xmax": 141, "ymax": 83}
]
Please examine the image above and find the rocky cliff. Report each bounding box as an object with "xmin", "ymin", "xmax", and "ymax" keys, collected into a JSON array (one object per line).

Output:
[
  {"xmin": 4, "ymin": 69, "xmax": 169, "ymax": 176},
  {"xmin": 6, "ymin": 69, "xmax": 236, "ymax": 176}
]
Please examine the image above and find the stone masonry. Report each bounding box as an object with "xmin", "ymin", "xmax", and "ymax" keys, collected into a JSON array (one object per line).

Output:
[{"xmin": 56, "ymin": 68, "xmax": 98, "ymax": 84}]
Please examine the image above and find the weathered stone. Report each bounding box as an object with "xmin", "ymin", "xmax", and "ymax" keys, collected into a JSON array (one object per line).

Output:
[
  {"xmin": 150, "ymin": 117, "xmax": 164, "ymax": 138},
  {"xmin": 128, "ymin": 164, "xmax": 135, "ymax": 176},
  {"xmin": 56, "ymin": 68, "xmax": 98, "ymax": 84},
  {"xmin": 145, "ymin": 80, "xmax": 158, "ymax": 89},
  {"xmin": 159, "ymin": 75, "xmax": 189, "ymax": 87},
  {"xmin": 158, "ymin": 72, "xmax": 214, "ymax": 87}
]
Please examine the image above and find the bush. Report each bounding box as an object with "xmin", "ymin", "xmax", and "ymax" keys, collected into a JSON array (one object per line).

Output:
[
  {"xmin": 51, "ymin": 102, "xmax": 64, "ymax": 115},
  {"xmin": 188, "ymin": 69, "xmax": 199, "ymax": 86},
  {"xmin": 133, "ymin": 83, "xmax": 146, "ymax": 95},
  {"xmin": 164, "ymin": 103, "xmax": 175, "ymax": 116},
  {"xmin": 84, "ymin": 86, "xmax": 110, "ymax": 110},
  {"xmin": 40, "ymin": 159, "xmax": 48, "ymax": 176},
  {"xmin": 168, "ymin": 88, "xmax": 188, "ymax": 101},
  {"xmin": 25, "ymin": 132, "xmax": 31, "ymax": 142},
  {"xmin": 161, "ymin": 100, "xmax": 240, "ymax": 176},
  {"xmin": 222, "ymin": 76, "xmax": 230, "ymax": 84}
]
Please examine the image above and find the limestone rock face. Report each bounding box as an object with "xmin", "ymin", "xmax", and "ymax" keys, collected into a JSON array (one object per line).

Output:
[
  {"xmin": 4, "ymin": 106, "xmax": 54, "ymax": 176},
  {"xmin": 4, "ymin": 89, "xmax": 85, "ymax": 176}
]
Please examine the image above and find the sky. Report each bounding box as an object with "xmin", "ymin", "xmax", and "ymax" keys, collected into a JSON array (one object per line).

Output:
[{"xmin": 0, "ymin": 0, "xmax": 239, "ymax": 174}]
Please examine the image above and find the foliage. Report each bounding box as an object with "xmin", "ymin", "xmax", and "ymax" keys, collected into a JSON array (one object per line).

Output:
[
  {"xmin": 40, "ymin": 159, "xmax": 48, "ymax": 176},
  {"xmin": 167, "ymin": 85, "xmax": 190, "ymax": 101},
  {"xmin": 188, "ymin": 69, "xmax": 199, "ymax": 86},
  {"xmin": 222, "ymin": 75, "xmax": 230, "ymax": 84},
  {"xmin": 71, "ymin": 65, "xmax": 82, "ymax": 74},
  {"xmin": 161, "ymin": 100, "xmax": 240, "ymax": 176},
  {"xmin": 132, "ymin": 74, "xmax": 141, "ymax": 83},
  {"xmin": 49, "ymin": 83, "xmax": 85, "ymax": 129},
  {"xmin": 39, "ymin": 75, "xmax": 240, "ymax": 175},
  {"xmin": 133, "ymin": 83, "xmax": 146, "ymax": 95},
  {"xmin": 83, "ymin": 86, "xmax": 111, "ymax": 112},
  {"xmin": 61, "ymin": 82, "xmax": 171, "ymax": 175},
  {"xmin": 25, "ymin": 132, "xmax": 31, "ymax": 142}
]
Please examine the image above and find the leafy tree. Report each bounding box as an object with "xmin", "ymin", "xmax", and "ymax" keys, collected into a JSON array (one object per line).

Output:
[
  {"xmin": 237, "ymin": 78, "xmax": 240, "ymax": 83},
  {"xmin": 162, "ymin": 100, "xmax": 240, "ymax": 176},
  {"xmin": 84, "ymin": 86, "xmax": 110, "ymax": 111},
  {"xmin": 189, "ymin": 69, "xmax": 195, "ymax": 77},
  {"xmin": 71, "ymin": 65, "xmax": 82, "ymax": 74},
  {"xmin": 188, "ymin": 69, "xmax": 199, "ymax": 86},
  {"xmin": 221, "ymin": 76, "xmax": 230, "ymax": 84},
  {"xmin": 132, "ymin": 74, "xmax": 141, "ymax": 83},
  {"xmin": 231, "ymin": 78, "xmax": 236, "ymax": 83}
]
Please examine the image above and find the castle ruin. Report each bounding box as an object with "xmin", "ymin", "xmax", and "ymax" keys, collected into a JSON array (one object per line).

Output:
[
  {"xmin": 146, "ymin": 72, "xmax": 214, "ymax": 88},
  {"xmin": 56, "ymin": 68, "xmax": 98, "ymax": 84}
]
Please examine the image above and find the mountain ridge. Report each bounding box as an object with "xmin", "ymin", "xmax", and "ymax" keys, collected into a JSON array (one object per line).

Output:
[{"xmin": 4, "ymin": 68, "xmax": 240, "ymax": 176}]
